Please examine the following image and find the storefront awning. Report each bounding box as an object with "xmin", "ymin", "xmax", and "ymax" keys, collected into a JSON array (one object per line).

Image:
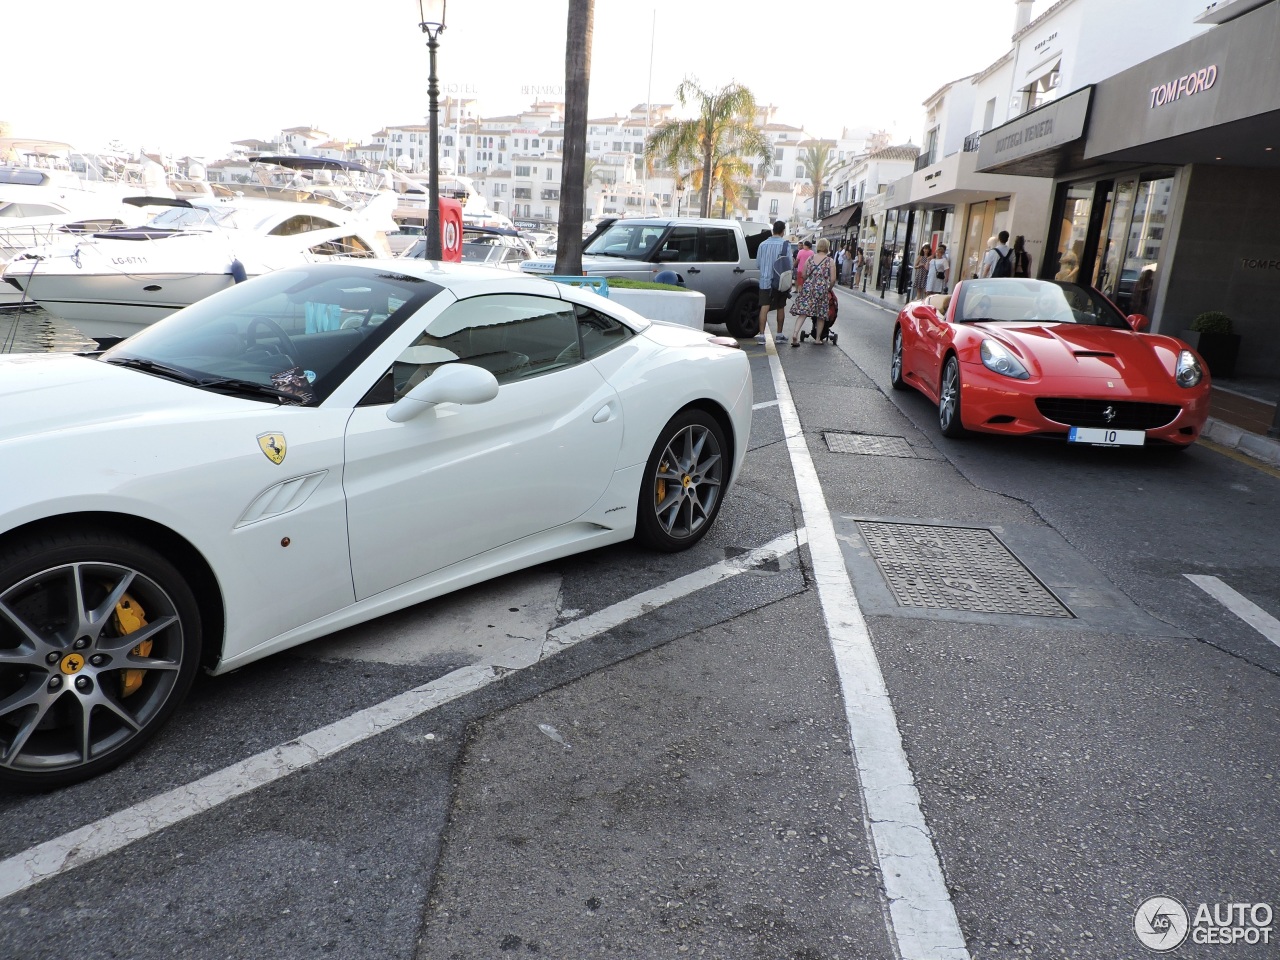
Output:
[
  {"xmin": 819, "ymin": 202, "xmax": 861, "ymax": 229},
  {"xmin": 975, "ymin": 86, "xmax": 1092, "ymax": 177}
]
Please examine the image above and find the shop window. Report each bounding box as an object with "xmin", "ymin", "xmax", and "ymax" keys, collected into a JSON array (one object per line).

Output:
[
  {"xmin": 1050, "ymin": 183, "xmax": 1092, "ymax": 283},
  {"xmin": 1115, "ymin": 176, "xmax": 1174, "ymax": 317}
]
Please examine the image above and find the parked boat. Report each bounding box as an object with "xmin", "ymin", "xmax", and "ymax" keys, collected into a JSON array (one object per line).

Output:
[
  {"xmin": 0, "ymin": 139, "xmax": 170, "ymax": 308},
  {"xmin": 3, "ymin": 193, "xmax": 396, "ymax": 339}
]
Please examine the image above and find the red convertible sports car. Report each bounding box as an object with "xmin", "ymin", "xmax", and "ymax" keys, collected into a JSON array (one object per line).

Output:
[{"xmin": 891, "ymin": 278, "xmax": 1210, "ymax": 448}]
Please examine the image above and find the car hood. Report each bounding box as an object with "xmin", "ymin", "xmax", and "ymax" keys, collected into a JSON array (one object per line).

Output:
[
  {"xmin": 0, "ymin": 353, "xmax": 242, "ymax": 445},
  {"xmin": 976, "ymin": 323, "xmax": 1182, "ymax": 381}
]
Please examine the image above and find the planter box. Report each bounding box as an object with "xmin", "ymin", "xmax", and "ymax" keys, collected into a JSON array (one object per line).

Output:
[
  {"xmin": 1180, "ymin": 330, "xmax": 1241, "ymax": 378},
  {"xmin": 608, "ymin": 288, "xmax": 706, "ymax": 330}
]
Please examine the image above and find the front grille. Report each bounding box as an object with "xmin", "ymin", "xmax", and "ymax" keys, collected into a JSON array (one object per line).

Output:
[{"xmin": 1035, "ymin": 398, "xmax": 1181, "ymax": 430}]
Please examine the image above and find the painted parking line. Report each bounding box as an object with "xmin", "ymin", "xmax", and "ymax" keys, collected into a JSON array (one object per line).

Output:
[
  {"xmin": 0, "ymin": 528, "xmax": 807, "ymax": 903},
  {"xmin": 1185, "ymin": 574, "xmax": 1280, "ymax": 650},
  {"xmin": 764, "ymin": 337, "xmax": 970, "ymax": 959},
  {"xmin": 752, "ymin": 399, "xmax": 779, "ymax": 410}
]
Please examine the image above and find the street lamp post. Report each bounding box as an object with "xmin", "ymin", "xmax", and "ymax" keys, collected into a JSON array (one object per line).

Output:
[
  {"xmin": 416, "ymin": 0, "xmax": 447, "ymax": 261},
  {"xmin": 675, "ymin": 182, "xmax": 685, "ymax": 217}
]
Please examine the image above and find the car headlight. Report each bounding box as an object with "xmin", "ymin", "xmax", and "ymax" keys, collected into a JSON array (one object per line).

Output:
[
  {"xmin": 1175, "ymin": 349, "xmax": 1203, "ymax": 387},
  {"xmin": 980, "ymin": 339, "xmax": 1029, "ymax": 380}
]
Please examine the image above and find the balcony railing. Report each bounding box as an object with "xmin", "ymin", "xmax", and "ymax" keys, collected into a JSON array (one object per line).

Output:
[
  {"xmin": 963, "ymin": 131, "xmax": 982, "ymax": 153},
  {"xmin": 913, "ymin": 151, "xmax": 936, "ymax": 172}
]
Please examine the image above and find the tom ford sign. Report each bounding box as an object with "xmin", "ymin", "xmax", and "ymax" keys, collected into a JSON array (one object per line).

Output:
[{"xmin": 1149, "ymin": 65, "xmax": 1218, "ymax": 109}]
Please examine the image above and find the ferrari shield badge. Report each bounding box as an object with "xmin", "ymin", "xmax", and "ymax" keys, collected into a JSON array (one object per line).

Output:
[{"xmin": 257, "ymin": 433, "xmax": 287, "ymax": 465}]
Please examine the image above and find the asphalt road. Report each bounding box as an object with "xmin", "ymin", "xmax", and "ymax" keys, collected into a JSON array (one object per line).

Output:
[{"xmin": 2, "ymin": 289, "xmax": 1277, "ymax": 960}]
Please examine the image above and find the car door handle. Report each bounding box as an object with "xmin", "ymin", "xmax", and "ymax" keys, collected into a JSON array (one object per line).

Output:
[
  {"xmin": 592, "ymin": 402, "xmax": 616, "ymax": 423},
  {"xmin": 733, "ymin": 267, "xmax": 745, "ymax": 273},
  {"xmin": 686, "ymin": 267, "xmax": 701, "ymax": 274}
]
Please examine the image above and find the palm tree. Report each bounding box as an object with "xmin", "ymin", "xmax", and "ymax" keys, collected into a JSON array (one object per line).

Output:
[
  {"xmin": 645, "ymin": 80, "xmax": 772, "ymax": 218},
  {"xmin": 556, "ymin": 0, "xmax": 594, "ymax": 275},
  {"xmin": 801, "ymin": 141, "xmax": 837, "ymax": 222}
]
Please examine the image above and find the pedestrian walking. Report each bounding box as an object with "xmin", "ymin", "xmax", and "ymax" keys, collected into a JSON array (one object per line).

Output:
[
  {"xmin": 755, "ymin": 219, "xmax": 792, "ymax": 344},
  {"xmin": 980, "ymin": 230, "xmax": 1013, "ymax": 278},
  {"xmin": 789, "ymin": 237, "xmax": 838, "ymax": 346},
  {"xmin": 925, "ymin": 244, "xmax": 950, "ymax": 294},
  {"xmin": 835, "ymin": 244, "xmax": 847, "ymax": 286},
  {"xmin": 1011, "ymin": 235, "xmax": 1032, "ymax": 278},
  {"xmin": 912, "ymin": 243, "xmax": 931, "ymax": 300},
  {"xmin": 795, "ymin": 240, "xmax": 814, "ymax": 288}
]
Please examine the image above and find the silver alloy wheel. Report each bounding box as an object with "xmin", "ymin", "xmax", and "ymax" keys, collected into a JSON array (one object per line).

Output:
[
  {"xmin": 891, "ymin": 330, "xmax": 903, "ymax": 385},
  {"xmin": 0, "ymin": 560, "xmax": 185, "ymax": 775},
  {"xmin": 652, "ymin": 423, "xmax": 724, "ymax": 541},
  {"xmin": 939, "ymin": 359, "xmax": 960, "ymax": 433}
]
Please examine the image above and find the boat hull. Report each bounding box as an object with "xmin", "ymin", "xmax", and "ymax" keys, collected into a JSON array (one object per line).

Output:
[{"xmin": 6, "ymin": 269, "xmax": 240, "ymax": 337}]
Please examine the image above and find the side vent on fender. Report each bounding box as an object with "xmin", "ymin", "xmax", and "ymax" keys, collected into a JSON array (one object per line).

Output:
[{"xmin": 236, "ymin": 471, "xmax": 328, "ymax": 527}]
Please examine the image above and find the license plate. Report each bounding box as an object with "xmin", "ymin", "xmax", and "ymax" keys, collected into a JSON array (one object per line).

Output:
[{"xmin": 1068, "ymin": 426, "xmax": 1145, "ymax": 446}]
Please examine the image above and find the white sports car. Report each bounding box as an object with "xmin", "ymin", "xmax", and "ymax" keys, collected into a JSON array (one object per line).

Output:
[{"xmin": 0, "ymin": 261, "xmax": 752, "ymax": 788}]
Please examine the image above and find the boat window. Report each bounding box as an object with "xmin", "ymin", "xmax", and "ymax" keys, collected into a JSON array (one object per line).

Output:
[
  {"xmin": 270, "ymin": 214, "xmax": 342, "ymax": 237},
  {"xmin": 309, "ymin": 235, "xmax": 376, "ymax": 258}
]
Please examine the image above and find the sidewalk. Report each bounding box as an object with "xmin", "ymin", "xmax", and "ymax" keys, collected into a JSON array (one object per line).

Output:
[{"xmin": 834, "ymin": 284, "xmax": 1280, "ymax": 467}]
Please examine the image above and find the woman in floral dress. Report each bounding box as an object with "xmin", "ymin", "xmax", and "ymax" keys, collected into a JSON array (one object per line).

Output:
[{"xmin": 789, "ymin": 238, "xmax": 838, "ymax": 346}]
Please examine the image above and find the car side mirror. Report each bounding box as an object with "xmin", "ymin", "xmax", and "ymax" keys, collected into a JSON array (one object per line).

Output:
[
  {"xmin": 1127, "ymin": 313, "xmax": 1150, "ymax": 332},
  {"xmin": 386, "ymin": 362, "xmax": 500, "ymax": 423},
  {"xmin": 656, "ymin": 250, "xmax": 680, "ymax": 263},
  {"xmin": 910, "ymin": 305, "xmax": 938, "ymax": 322}
]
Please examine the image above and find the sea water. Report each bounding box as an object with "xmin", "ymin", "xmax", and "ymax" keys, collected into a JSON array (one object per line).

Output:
[{"xmin": 1, "ymin": 306, "xmax": 95, "ymax": 354}]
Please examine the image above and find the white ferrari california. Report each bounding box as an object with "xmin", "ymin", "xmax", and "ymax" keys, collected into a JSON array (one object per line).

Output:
[{"xmin": 0, "ymin": 260, "xmax": 752, "ymax": 789}]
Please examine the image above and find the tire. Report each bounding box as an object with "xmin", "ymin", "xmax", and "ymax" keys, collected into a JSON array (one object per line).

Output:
[
  {"xmin": 890, "ymin": 327, "xmax": 906, "ymax": 390},
  {"xmin": 0, "ymin": 532, "xmax": 202, "ymax": 790},
  {"xmin": 725, "ymin": 291, "xmax": 759, "ymax": 339},
  {"xmin": 636, "ymin": 409, "xmax": 729, "ymax": 552},
  {"xmin": 938, "ymin": 355, "xmax": 967, "ymax": 438}
]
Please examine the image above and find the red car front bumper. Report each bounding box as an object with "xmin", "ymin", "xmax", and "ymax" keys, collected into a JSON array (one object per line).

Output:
[{"xmin": 958, "ymin": 362, "xmax": 1211, "ymax": 445}]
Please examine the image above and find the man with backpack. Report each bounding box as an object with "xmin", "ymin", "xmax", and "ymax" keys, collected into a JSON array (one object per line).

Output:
[
  {"xmin": 756, "ymin": 220, "xmax": 792, "ymax": 344},
  {"xmin": 981, "ymin": 230, "xmax": 1014, "ymax": 279}
]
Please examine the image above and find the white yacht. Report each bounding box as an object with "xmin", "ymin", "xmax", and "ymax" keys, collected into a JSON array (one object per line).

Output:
[
  {"xmin": 0, "ymin": 139, "xmax": 168, "ymax": 308},
  {"xmin": 3, "ymin": 193, "xmax": 396, "ymax": 340}
]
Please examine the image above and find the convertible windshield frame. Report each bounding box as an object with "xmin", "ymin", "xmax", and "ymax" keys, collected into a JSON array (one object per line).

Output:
[{"xmin": 952, "ymin": 279, "xmax": 1131, "ymax": 329}]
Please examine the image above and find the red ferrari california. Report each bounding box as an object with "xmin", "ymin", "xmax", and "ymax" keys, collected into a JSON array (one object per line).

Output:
[{"xmin": 891, "ymin": 278, "xmax": 1210, "ymax": 448}]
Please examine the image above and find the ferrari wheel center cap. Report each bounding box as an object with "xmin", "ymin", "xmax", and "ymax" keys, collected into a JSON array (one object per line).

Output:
[
  {"xmin": 682, "ymin": 475, "xmax": 693, "ymax": 489},
  {"xmin": 60, "ymin": 653, "xmax": 86, "ymax": 675}
]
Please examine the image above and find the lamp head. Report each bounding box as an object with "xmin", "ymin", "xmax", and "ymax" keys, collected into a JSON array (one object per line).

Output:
[{"xmin": 417, "ymin": 0, "xmax": 447, "ymax": 38}]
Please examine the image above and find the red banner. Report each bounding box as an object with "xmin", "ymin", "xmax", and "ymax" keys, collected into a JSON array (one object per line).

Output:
[{"xmin": 439, "ymin": 197, "xmax": 463, "ymax": 262}]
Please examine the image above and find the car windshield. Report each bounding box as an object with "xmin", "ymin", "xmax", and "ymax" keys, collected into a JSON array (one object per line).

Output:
[
  {"xmin": 461, "ymin": 242, "xmax": 506, "ymax": 264},
  {"xmin": 583, "ymin": 222, "xmax": 667, "ymax": 259},
  {"xmin": 953, "ymin": 279, "xmax": 1130, "ymax": 328},
  {"xmin": 100, "ymin": 265, "xmax": 440, "ymax": 404}
]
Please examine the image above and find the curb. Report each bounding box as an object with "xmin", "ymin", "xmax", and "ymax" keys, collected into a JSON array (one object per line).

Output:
[{"xmin": 1202, "ymin": 417, "xmax": 1280, "ymax": 466}]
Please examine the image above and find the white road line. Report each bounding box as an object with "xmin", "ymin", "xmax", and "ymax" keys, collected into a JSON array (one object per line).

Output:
[
  {"xmin": 767, "ymin": 340, "xmax": 970, "ymax": 959},
  {"xmin": 1185, "ymin": 575, "xmax": 1280, "ymax": 649},
  {"xmin": 0, "ymin": 528, "xmax": 806, "ymax": 902},
  {"xmin": 752, "ymin": 399, "xmax": 779, "ymax": 410}
]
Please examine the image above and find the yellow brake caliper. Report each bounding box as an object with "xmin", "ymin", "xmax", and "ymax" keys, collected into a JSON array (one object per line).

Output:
[
  {"xmin": 112, "ymin": 595, "xmax": 151, "ymax": 697},
  {"xmin": 656, "ymin": 459, "xmax": 669, "ymax": 506}
]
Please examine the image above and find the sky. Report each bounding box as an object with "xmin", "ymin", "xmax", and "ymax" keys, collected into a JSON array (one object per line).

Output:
[{"xmin": 2, "ymin": 0, "xmax": 1048, "ymax": 160}]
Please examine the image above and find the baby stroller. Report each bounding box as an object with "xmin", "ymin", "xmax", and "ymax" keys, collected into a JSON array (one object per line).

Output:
[{"xmin": 798, "ymin": 290, "xmax": 839, "ymax": 345}]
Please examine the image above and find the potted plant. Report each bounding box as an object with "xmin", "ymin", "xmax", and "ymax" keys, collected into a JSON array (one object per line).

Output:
[{"xmin": 1181, "ymin": 311, "xmax": 1240, "ymax": 378}]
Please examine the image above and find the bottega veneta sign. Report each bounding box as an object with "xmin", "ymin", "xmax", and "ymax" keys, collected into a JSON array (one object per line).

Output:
[{"xmin": 1149, "ymin": 65, "xmax": 1217, "ymax": 109}]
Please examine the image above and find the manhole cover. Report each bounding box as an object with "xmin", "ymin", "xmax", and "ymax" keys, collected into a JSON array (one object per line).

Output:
[
  {"xmin": 857, "ymin": 522, "xmax": 1072, "ymax": 617},
  {"xmin": 824, "ymin": 433, "xmax": 916, "ymax": 458}
]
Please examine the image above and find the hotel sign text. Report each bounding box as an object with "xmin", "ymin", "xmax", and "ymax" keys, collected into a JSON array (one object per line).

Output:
[{"xmin": 1149, "ymin": 65, "xmax": 1217, "ymax": 109}]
